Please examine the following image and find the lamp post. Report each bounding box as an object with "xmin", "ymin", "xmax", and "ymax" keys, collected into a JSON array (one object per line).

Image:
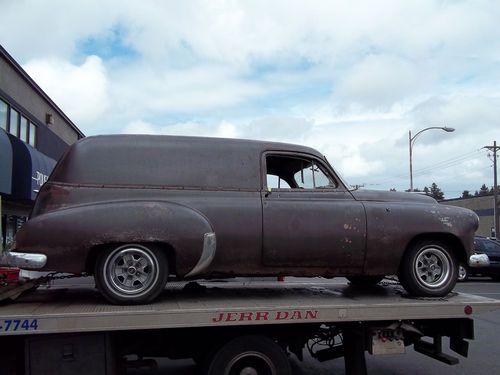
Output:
[{"xmin": 409, "ymin": 126, "xmax": 455, "ymax": 191}]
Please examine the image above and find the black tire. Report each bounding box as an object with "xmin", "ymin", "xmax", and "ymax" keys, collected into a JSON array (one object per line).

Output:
[
  {"xmin": 346, "ymin": 275, "xmax": 384, "ymax": 286},
  {"xmin": 399, "ymin": 240, "xmax": 457, "ymax": 297},
  {"xmin": 95, "ymin": 243, "xmax": 168, "ymax": 304},
  {"xmin": 458, "ymin": 264, "xmax": 469, "ymax": 282},
  {"xmin": 204, "ymin": 335, "xmax": 291, "ymax": 375}
]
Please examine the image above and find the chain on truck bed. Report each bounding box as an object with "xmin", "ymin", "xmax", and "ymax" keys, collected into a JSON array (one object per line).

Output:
[{"xmin": 0, "ymin": 272, "xmax": 89, "ymax": 302}]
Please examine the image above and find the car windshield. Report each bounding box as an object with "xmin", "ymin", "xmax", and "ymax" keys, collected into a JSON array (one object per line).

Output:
[{"xmin": 475, "ymin": 238, "xmax": 500, "ymax": 254}]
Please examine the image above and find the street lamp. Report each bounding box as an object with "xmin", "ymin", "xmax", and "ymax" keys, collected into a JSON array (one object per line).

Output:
[{"xmin": 409, "ymin": 126, "xmax": 455, "ymax": 191}]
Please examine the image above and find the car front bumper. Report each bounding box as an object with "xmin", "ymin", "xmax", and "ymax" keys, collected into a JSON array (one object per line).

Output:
[
  {"xmin": 0, "ymin": 251, "xmax": 47, "ymax": 269},
  {"xmin": 468, "ymin": 253, "xmax": 490, "ymax": 267}
]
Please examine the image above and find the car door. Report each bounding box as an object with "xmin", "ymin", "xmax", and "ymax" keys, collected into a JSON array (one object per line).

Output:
[{"xmin": 261, "ymin": 153, "xmax": 367, "ymax": 268}]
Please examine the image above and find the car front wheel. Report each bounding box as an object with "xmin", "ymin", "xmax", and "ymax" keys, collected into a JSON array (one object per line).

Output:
[
  {"xmin": 399, "ymin": 240, "xmax": 457, "ymax": 297},
  {"xmin": 95, "ymin": 243, "xmax": 168, "ymax": 304}
]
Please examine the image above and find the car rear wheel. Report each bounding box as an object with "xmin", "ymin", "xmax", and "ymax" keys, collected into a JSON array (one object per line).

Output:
[
  {"xmin": 346, "ymin": 275, "xmax": 384, "ymax": 286},
  {"xmin": 399, "ymin": 240, "xmax": 457, "ymax": 297},
  {"xmin": 95, "ymin": 243, "xmax": 168, "ymax": 304},
  {"xmin": 203, "ymin": 335, "xmax": 291, "ymax": 375}
]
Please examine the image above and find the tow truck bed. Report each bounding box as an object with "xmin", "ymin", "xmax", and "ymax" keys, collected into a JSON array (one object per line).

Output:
[{"xmin": 1, "ymin": 280, "xmax": 499, "ymax": 336}]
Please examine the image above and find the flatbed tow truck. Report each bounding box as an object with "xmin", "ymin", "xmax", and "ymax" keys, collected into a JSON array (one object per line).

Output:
[{"xmin": 0, "ymin": 277, "xmax": 499, "ymax": 375}]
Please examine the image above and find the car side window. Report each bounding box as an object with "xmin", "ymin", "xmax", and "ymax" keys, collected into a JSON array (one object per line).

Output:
[
  {"xmin": 266, "ymin": 155, "xmax": 337, "ymax": 189},
  {"xmin": 266, "ymin": 174, "xmax": 291, "ymax": 189},
  {"xmin": 293, "ymin": 160, "xmax": 314, "ymax": 189}
]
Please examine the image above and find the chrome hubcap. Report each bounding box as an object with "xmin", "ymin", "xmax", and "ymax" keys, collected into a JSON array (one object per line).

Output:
[
  {"xmin": 224, "ymin": 352, "xmax": 276, "ymax": 375},
  {"xmin": 415, "ymin": 246, "xmax": 451, "ymax": 288},
  {"xmin": 458, "ymin": 265, "xmax": 467, "ymax": 280},
  {"xmin": 104, "ymin": 245, "xmax": 159, "ymax": 296}
]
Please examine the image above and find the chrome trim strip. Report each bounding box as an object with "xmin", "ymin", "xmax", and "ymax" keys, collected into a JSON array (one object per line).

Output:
[
  {"xmin": 0, "ymin": 251, "xmax": 47, "ymax": 269},
  {"xmin": 468, "ymin": 253, "xmax": 490, "ymax": 267},
  {"xmin": 185, "ymin": 232, "xmax": 216, "ymax": 278}
]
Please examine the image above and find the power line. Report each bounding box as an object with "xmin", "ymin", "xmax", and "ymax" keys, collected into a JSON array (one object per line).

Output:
[
  {"xmin": 378, "ymin": 148, "xmax": 488, "ymax": 185},
  {"xmin": 412, "ymin": 149, "xmax": 485, "ymax": 177}
]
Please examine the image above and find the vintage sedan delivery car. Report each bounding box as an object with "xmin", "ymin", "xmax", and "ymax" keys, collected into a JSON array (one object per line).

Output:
[{"xmin": 6, "ymin": 135, "xmax": 482, "ymax": 304}]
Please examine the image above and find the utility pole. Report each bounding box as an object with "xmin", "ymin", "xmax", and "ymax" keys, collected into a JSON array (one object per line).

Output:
[{"xmin": 484, "ymin": 141, "xmax": 499, "ymax": 238}]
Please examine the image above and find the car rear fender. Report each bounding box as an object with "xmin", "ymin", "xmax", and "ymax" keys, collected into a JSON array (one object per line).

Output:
[{"xmin": 14, "ymin": 200, "xmax": 215, "ymax": 277}]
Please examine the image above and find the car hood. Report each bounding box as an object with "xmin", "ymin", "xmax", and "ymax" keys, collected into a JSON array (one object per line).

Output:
[{"xmin": 350, "ymin": 189, "xmax": 437, "ymax": 204}]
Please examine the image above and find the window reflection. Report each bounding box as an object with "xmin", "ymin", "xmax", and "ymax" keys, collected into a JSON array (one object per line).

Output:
[
  {"xmin": 29, "ymin": 123, "xmax": 37, "ymax": 147},
  {"xmin": 20, "ymin": 116, "xmax": 28, "ymax": 142},
  {"xmin": 9, "ymin": 108, "xmax": 19, "ymax": 137},
  {"xmin": 0, "ymin": 100, "xmax": 7, "ymax": 131}
]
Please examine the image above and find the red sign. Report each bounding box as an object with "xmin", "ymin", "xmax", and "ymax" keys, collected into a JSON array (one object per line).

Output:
[{"xmin": 212, "ymin": 309, "xmax": 318, "ymax": 323}]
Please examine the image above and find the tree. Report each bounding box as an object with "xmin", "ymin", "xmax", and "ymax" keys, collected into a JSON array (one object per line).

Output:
[
  {"xmin": 461, "ymin": 190, "xmax": 472, "ymax": 199},
  {"xmin": 406, "ymin": 188, "xmax": 421, "ymax": 192},
  {"xmin": 478, "ymin": 184, "xmax": 490, "ymax": 196},
  {"xmin": 429, "ymin": 182, "xmax": 444, "ymax": 200}
]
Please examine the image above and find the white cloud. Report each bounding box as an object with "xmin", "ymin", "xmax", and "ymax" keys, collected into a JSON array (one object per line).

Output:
[
  {"xmin": 1, "ymin": 0, "xmax": 500, "ymax": 197},
  {"xmin": 0, "ymin": 0, "xmax": 120, "ymax": 60},
  {"xmin": 23, "ymin": 56, "xmax": 109, "ymax": 125},
  {"xmin": 109, "ymin": 63, "xmax": 265, "ymax": 117},
  {"xmin": 339, "ymin": 154, "xmax": 385, "ymax": 178},
  {"xmin": 335, "ymin": 55, "xmax": 429, "ymax": 109},
  {"xmin": 122, "ymin": 119, "xmax": 239, "ymax": 139}
]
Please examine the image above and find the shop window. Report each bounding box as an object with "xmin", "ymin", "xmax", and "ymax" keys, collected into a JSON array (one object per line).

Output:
[
  {"xmin": 0, "ymin": 100, "xmax": 7, "ymax": 130},
  {"xmin": 9, "ymin": 107, "xmax": 19, "ymax": 137},
  {"xmin": 20, "ymin": 116, "xmax": 28, "ymax": 142},
  {"xmin": 29, "ymin": 122, "xmax": 37, "ymax": 147}
]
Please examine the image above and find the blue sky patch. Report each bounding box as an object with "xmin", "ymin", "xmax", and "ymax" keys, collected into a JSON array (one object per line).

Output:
[{"xmin": 77, "ymin": 24, "xmax": 138, "ymax": 61}]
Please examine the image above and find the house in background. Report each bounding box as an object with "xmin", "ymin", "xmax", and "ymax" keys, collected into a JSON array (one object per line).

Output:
[
  {"xmin": 441, "ymin": 195, "xmax": 495, "ymax": 237},
  {"xmin": 0, "ymin": 44, "xmax": 84, "ymax": 250}
]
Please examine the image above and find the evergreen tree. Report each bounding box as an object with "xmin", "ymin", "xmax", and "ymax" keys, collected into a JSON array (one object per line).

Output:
[
  {"xmin": 429, "ymin": 182, "xmax": 444, "ymax": 200},
  {"xmin": 479, "ymin": 184, "xmax": 490, "ymax": 196},
  {"xmin": 461, "ymin": 190, "xmax": 472, "ymax": 199}
]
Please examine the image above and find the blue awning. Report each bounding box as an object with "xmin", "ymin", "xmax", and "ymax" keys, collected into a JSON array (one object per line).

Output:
[
  {"xmin": 0, "ymin": 129, "xmax": 13, "ymax": 194},
  {"xmin": 9, "ymin": 134, "xmax": 56, "ymax": 201}
]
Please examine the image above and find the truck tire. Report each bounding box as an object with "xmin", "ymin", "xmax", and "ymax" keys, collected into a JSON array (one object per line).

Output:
[
  {"xmin": 346, "ymin": 275, "xmax": 384, "ymax": 286},
  {"xmin": 204, "ymin": 335, "xmax": 291, "ymax": 375},
  {"xmin": 95, "ymin": 243, "xmax": 168, "ymax": 304},
  {"xmin": 399, "ymin": 240, "xmax": 457, "ymax": 297}
]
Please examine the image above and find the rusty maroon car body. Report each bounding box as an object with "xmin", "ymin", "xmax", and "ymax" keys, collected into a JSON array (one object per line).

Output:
[{"xmin": 10, "ymin": 135, "xmax": 480, "ymax": 303}]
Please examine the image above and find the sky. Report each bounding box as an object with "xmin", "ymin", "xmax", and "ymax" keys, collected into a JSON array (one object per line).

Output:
[{"xmin": 1, "ymin": 0, "xmax": 499, "ymax": 198}]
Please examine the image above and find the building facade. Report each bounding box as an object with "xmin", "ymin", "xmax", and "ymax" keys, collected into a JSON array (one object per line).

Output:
[
  {"xmin": 0, "ymin": 45, "xmax": 84, "ymax": 251},
  {"xmin": 441, "ymin": 195, "xmax": 495, "ymax": 237}
]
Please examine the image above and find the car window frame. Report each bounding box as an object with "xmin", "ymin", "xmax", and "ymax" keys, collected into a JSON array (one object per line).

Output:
[{"xmin": 261, "ymin": 151, "xmax": 346, "ymax": 192}]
